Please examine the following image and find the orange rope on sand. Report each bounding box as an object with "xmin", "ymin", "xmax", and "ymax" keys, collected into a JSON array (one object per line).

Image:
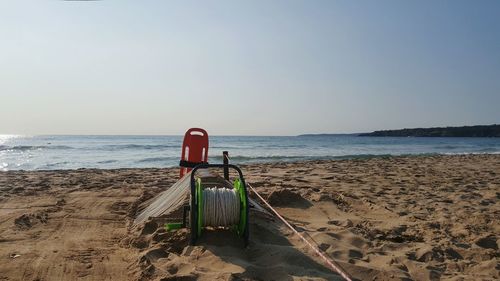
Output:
[{"xmin": 248, "ymin": 183, "xmax": 354, "ymax": 281}]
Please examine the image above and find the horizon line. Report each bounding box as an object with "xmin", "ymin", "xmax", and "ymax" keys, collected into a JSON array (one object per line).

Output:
[{"xmin": 0, "ymin": 133, "xmax": 363, "ymax": 137}]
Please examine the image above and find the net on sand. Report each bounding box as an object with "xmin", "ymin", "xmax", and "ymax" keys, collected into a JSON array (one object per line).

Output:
[{"xmin": 133, "ymin": 172, "xmax": 192, "ymax": 226}]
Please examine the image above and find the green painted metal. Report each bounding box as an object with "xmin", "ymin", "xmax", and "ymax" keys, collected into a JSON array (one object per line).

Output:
[
  {"xmin": 234, "ymin": 179, "xmax": 247, "ymax": 236},
  {"xmin": 196, "ymin": 177, "xmax": 203, "ymax": 237},
  {"xmin": 165, "ymin": 222, "xmax": 183, "ymax": 231}
]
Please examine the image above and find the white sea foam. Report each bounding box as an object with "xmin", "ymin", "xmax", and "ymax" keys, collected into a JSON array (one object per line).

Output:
[{"xmin": 443, "ymin": 151, "xmax": 500, "ymax": 155}]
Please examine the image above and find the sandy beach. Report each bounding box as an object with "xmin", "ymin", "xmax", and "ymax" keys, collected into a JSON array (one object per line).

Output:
[{"xmin": 0, "ymin": 154, "xmax": 498, "ymax": 281}]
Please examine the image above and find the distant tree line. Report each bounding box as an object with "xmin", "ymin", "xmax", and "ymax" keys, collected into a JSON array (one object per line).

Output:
[{"xmin": 359, "ymin": 124, "xmax": 500, "ymax": 137}]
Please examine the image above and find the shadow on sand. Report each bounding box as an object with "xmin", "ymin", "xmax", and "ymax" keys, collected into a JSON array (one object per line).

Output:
[{"xmin": 195, "ymin": 214, "xmax": 345, "ymax": 281}]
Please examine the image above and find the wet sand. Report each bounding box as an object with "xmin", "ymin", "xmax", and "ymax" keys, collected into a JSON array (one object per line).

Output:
[{"xmin": 0, "ymin": 154, "xmax": 498, "ymax": 280}]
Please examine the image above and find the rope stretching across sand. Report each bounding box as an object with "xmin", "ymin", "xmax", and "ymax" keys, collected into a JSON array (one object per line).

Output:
[{"xmin": 248, "ymin": 183, "xmax": 354, "ymax": 281}]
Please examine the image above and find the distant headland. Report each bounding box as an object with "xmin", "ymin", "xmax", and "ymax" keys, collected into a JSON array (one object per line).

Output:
[{"xmin": 358, "ymin": 124, "xmax": 500, "ymax": 137}]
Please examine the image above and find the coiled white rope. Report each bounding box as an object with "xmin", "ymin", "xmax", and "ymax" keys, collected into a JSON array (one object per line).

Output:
[{"xmin": 202, "ymin": 187, "xmax": 240, "ymax": 227}]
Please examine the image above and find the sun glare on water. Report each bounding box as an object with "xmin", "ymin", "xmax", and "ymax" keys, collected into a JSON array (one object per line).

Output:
[{"xmin": 0, "ymin": 135, "xmax": 22, "ymax": 146}]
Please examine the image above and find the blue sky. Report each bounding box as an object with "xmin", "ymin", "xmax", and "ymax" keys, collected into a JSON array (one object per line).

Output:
[{"xmin": 0, "ymin": 0, "xmax": 499, "ymax": 135}]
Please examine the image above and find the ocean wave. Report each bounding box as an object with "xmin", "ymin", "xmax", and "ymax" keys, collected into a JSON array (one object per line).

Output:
[
  {"xmin": 210, "ymin": 154, "xmax": 396, "ymax": 162},
  {"xmin": 42, "ymin": 161, "xmax": 71, "ymax": 168},
  {"xmin": 210, "ymin": 144, "xmax": 308, "ymax": 149},
  {"xmin": 213, "ymin": 152, "xmax": 499, "ymax": 163},
  {"xmin": 136, "ymin": 157, "xmax": 176, "ymax": 163},
  {"xmin": 97, "ymin": 160, "xmax": 119, "ymax": 164},
  {"xmin": 140, "ymin": 151, "xmax": 500, "ymax": 165},
  {"xmin": 253, "ymin": 144, "xmax": 309, "ymax": 149},
  {"xmin": 442, "ymin": 151, "xmax": 500, "ymax": 155},
  {"xmin": 98, "ymin": 144, "xmax": 178, "ymax": 150},
  {"xmin": 433, "ymin": 145, "xmax": 462, "ymax": 150},
  {"xmin": 476, "ymin": 147, "xmax": 500, "ymax": 152},
  {"xmin": 0, "ymin": 145, "xmax": 74, "ymax": 151}
]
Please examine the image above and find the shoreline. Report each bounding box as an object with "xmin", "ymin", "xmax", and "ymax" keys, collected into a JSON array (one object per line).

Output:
[
  {"xmin": 2, "ymin": 152, "xmax": 500, "ymax": 173},
  {"xmin": 0, "ymin": 154, "xmax": 498, "ymax": 280}
]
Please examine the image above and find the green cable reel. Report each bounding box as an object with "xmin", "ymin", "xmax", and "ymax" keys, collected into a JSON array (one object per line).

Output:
[{"xmin": 166, "ymin": 164, "xmax": 249, "ymax": 247}]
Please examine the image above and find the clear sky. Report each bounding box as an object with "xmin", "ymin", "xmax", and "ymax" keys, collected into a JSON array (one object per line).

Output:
[{"xmin": 1, "ymin": 1, "xmax": 499, "ymax": 135}]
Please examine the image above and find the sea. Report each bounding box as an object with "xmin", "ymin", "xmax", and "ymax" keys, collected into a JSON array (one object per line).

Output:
[{"xmin": 0, "ymin": 135, "xmax": 499, "ymax": 171}]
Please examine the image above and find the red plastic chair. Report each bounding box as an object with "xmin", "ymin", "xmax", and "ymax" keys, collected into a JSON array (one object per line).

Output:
[{"xmin": 179, "ymin": 128, "xmax": 209, "ymax": 178}]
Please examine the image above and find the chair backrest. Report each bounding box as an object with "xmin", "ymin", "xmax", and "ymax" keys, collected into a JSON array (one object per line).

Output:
[{"xmin": 179, "ymin": 128, "xmax": 209, "ymax": 178}]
